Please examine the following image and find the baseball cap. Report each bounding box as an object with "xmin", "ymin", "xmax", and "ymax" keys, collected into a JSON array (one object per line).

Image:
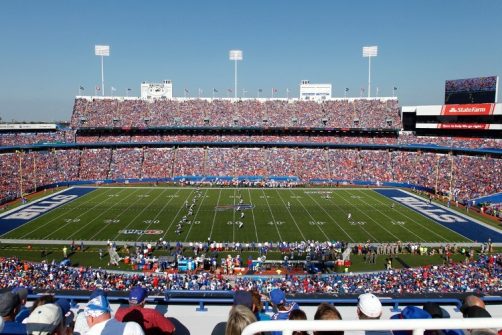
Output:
[
  {"xmin": 0, "ymin": 292, "xmax": 20, "ymax": 317},
  {"xmin": 89, "ymin": 289, "xmax": 107, "ymax": 299},
  {"xmin": 129, "ymin": 286, "xmax": 148, "ymax": 304},
  {"xmin": 25, "ymin": 303, "xmax": 63, "ymax": 335},
  {"xmin": 463, "ymin": 306, "xmax": 491, "ymax": 318},
  {"xmin": 55, "ymin": 299, "xmax": 74, "ymax": 327},
  {"xmin": 233, "ymin": 291, "xmax": 253, "ymax": 310},
  {"xmin": 391, "ymin": 306, "xmax": 431, "ymax": 335},
  {"xmin": 84, "ymin": 294, "xmax": 111, "ymax": 317},
  {"xmin": 12, "ymin": 287, "xmax": 29, "ymax": 301},
  {"xmin": 270, "ymin": 289, "xmax": 286, "ymax": 305},
  {"xmin": 357, "ymin": 293, "xmax": 382, "ymax": 318}
]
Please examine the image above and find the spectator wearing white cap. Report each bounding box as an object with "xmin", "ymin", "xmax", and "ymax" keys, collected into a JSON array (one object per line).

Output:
[
  {"xmin": 357, "ymin": 293, "xmax": 392, "ymax": 335},
  {"xmin": 25, "ymin": 303, "xmax": 64, "ymax": 335},
  {"xmin": 84, "ymin": 294, "xmax": 144, "ymax": 335}
]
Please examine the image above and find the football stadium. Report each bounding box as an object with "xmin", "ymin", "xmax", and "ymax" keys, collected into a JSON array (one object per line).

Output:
[{"xmin": 0, "ymin": 2, "xmax": 502, "ymax": 334}]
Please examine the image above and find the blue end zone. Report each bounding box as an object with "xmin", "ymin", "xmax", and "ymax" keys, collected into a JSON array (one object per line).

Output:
[
  {"xmin": 375, "ymin": 189, "xmax": 502, "ymax": 242},
  {"xmin": 0, "ymin": 187, "xmax": 96, "ymax": 235}
]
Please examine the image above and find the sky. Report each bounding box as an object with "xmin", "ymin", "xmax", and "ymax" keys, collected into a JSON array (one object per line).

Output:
[{"xmin": 0, "ymin": 0, "xmax": 501, "ymax": 122}]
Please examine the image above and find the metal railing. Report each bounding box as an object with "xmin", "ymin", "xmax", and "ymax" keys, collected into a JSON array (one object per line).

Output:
[{"xmin": 242, "ymin": 318, "xmax": 502, "ymax": 335}]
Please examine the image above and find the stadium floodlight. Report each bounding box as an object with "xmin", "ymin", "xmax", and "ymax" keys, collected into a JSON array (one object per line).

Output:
[
  {"xmin": 95, "ymin": 45, "xmax": 110, "ymax": 97},
  {"xmin": 362, "ymin": 46, "xmax": 378, "ymax": 98},
  {"xmin": 229, "ymin": 50, "xmax": 243, "ymax": 99}
]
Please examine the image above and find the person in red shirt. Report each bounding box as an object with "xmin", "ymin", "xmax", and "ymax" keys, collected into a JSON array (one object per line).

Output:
[{"xmin": 115, "ymin": 286, "xmax": 175, "ymax": 335}]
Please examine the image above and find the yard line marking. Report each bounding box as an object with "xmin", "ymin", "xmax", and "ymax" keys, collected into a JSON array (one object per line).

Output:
[
  {"xmin": 333, "ymin": 190, "xmax": 406, "ymax": 242},
  {"xmin": 289, "ymin": 190, "xmax": 331, "ymax": 241},
  {"xmin": 140, "ymin": 188, "xmax": 182, "ymax": 234},
  {"xmin": 364, "ymin": 189, "xmax": 459, "ymax": 242},
  {"xmin": 260, "ymin": 189, "xmax": 283, "ymax": 241},
  {"xmin": 40, "ymin": 188, "xmax": 129, "ymax": 240},
  {"xmin": 302, "ymin": 191, "xmax": 354, "ymax": 242},
  {"xmin": 71, "ymin": 188, "xmax": 145, "ymax": 240},
  {"xmin": 109, "ymin": 188, "xmax": 169, "ymax": 241},
  {"xmin": 208, "ymin": 189, "xmax": 223, "ymax": 240},
  {"xmin": 160, "ymin": 189, "xmax": 196, "ymax": 241},
  {"xmin": 275, "ymin": 189, "xmax": 307, "ymax": 241},
  {"xmin": 184, "ymin": 189, "xmax": 210, "ymax": 242},
  {"xmin": 247, "ymin": 189, "xmax": 259, "ymax": 242}
]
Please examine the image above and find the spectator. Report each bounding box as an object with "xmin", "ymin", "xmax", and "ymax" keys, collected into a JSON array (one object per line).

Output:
[
  {"xmin": 84, "ymin": 293, "xmax": 144, "ymax": 335},
  {"xmin": 270, "ymin": 288, "xmax": 299, "ymax": 335},
  {"xmin": 25, "ymin": 303, "xmax": 64, "ymax": 335},
  {"xmin": 251, "ymin": 290, "xmax": 271, "ymax": 322},
  {"xmin": 211, "ymin": 290, "xmax": 254, "ymax": 335},
  {"xmin": 460, "ymin": 296, "xmax": 486, "ymax": 315},
  {"xmin": 422, "ymin": 302, "xmax": 463, "ymax": 335},
  {"xmin": 390, "ymin": 306, "xmax": 431, "ymax": 335},
  {"xmin": 462, "ymin": 306, "xmax": 495, "ymax": 335},
  {"xmin": 225, "ymin": 305, "xmax": 257, "ymax": 335},
  {"xmin": 0, "ymin": 292, "xmax": 26, "ymax": 334},
  {"xmin": 11, "ymin": 287, "xmax": 30, "ymax": 323},
  {"xmin": 357, "ymin": 293, "xmax": 391, "ymax": 335},
  {"xmin": 288, "ymin": 309, "xmax": 308, "ymax": 335},
  {"xmin": 115, "ymin": 286, "xmax": 175, "ymax": 335},
  {"xmin": 313, "ymin": 302, "xmax": 343, "ymax": 335}
]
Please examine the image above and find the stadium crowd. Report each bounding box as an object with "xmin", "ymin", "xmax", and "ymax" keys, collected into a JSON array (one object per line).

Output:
[
  {"xmin": 1, "ymin": 148, "xmax": 500, "ymax": 205},
  {"xmin": 70, "ymin": 98, "xmax": 402, "ymax": 129},
  {"xmin": 0, "ymin": 252, "xmax": 500, "ymax": 294}
]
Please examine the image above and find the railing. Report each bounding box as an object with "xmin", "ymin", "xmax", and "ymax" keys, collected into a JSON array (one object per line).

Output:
[{"xmin": 242, "ymin": 318, "xmax": 502, "ymax": 335}]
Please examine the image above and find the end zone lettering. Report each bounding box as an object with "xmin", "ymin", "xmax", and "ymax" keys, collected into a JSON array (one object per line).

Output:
[
  {"xmin": 392, "ymin": 197, "xmax": 467, "ymax": 223},
  {"xmin": 4, "ymin": 195, "xmax": 78, "ymax": 220}
]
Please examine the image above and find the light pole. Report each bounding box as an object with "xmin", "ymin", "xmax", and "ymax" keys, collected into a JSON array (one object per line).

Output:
[
  {"xmin": 95, "ymin": 45, "xmax": 110, "ymax": 96},
  {"xmin": 229, "ymin": 50, "xmax": 243, "ymax": 99},
  {"xmin": 362, "ymin": 46, "xmax": 378, "ymax": 98}
]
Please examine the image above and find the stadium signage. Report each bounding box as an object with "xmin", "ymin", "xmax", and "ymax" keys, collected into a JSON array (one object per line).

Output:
[
  {"xmin": 391, "ymin": 196, "xmax": 467, "ymax": 223},
  {"xmin": 3, "ymin": 195, "xmax": 78, "ymax": 220},
  {"xmin": 441, "ymin": 103, "xmax": 494, "ymax": 116},
  {"xmin": 118, "ymin": 229, "xmax": 163, "ymax": 235},
  {"xmin": 438, "ymin": 123, "xmax": 489, "ymax": 130}
]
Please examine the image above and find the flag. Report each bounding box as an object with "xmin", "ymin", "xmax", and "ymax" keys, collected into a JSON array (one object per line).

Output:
[
  {"xmin": 184, "ymin": 88, "xmax": 189, "ymax": 93},
  {"xmin": 111, "ymin": 86, "xmax": 117, "ymax": 92},
  {"xmin": 198, "ymin": 88, "xmax": 203, "ymax": 95},
  {"xmin": 96, "ymin": 85, "xmax": 101, "ymax": 91},
  {"xmin": 79, "ymin": 86, "xmax": 85, "ymax": 91},
  {"xmin": 258, "ymin": 89, "xmax": 263, "ymax": 93},
  {"xmin": 393, "ymin": 86, "xmax": 398, "ymax": 91},
  {"xmin": 228, "ymin": 89, "xmax": 232, "ymax": 93},
  {"xmin": 345, "ymin": 88, "xmax": 349, "ymax": 92},
  {"xmin": 127, "ymin": 88, "xmax": 132, "ymax": 91},
  {"xmin": 273, "ymin": 88, "xmax": 278, "ymax": 93},
  {"xmin": 213, "ymin": 88, "xmax": 218, "ymax": 93}
]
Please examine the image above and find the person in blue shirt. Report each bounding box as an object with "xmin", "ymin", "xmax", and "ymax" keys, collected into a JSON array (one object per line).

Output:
[
  {"xmin": 270, "ymin": 288, "xmax": 299, "ymax": 335},
  {"xmin": 0, "ymin": 292, "xmax": 27, "ymax": 335}
]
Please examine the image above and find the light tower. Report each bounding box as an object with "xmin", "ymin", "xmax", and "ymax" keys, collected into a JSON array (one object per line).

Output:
[
  {"xmin": 95, "ymin": 45, "xmax": 110, "ymax": 96},
  {"xmin": 229, "ymin": 50, "xmax": 243, "ymax": 99},
  {"xmin": 362, "ymin": 46, "xmax": 378, "ymax": 98}
]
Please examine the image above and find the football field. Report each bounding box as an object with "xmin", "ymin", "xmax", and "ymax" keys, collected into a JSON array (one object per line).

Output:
[{"xmin": 1, "ymin": 187, "xmax": 471, "ymax": 243}]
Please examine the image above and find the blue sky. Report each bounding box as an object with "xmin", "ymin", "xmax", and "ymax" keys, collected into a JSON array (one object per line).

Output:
[{"xmin": 0, "ymin": 0, "xmax": 501, "ymax": 121}]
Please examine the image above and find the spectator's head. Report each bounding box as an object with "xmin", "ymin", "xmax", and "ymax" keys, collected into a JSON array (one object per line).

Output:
[
  {"xmin": 423, "ymin": 302, "xmax": 449, "ymax": 319},
  {"xmin": 233, "ymin": 290, "xmax": 253, "ymax": 311},
  {"xmin": 357, "ymin": 293, "xmax": 382, "ymax": 319},
  {"xmin": 391, "ymin": 306, "xmax": 431, "ymax": 335},
  {"xmin": 30, "ymin": 295, "xmax": 56, "ymax": 314},
  {"xmin": 0, "ymin": 292, "xmax": 21, "ymax": 320},
  {"xmin": 250, "ymin": 290, "xmax": 264, "ymax": 314},
  {"xmin": 270, "ymin": 288, "xmax": 286, "ymax": 307},
  {"xmin": 225, "ymin": 305, "xmax": 257, "ymax": 335},
  {"xmin": 129, "ymin": 286, "xmax": 148, "ymax": 306},
  {"xmin": 463, "ymin": 306, "xmax": 491, "ymax": 318},
  {"xmin": 289, "ymin": 309, "xmax": 308, "ymax": 335},
  {"xmin": 84, "ymin": 294, "xmax": 111, "ymax": 327},
  {"xmin": 314, "ymin": 302, "xmax": 343, "ymax": 335},
  {"xmin": 12, "ymin": 287, "xmax": 29, "ymax": 305},
  {"xmin": 461, "ymin": 296, "xmax": 486, "ymax": 316},
  {"xmin": 55, "ymin": 299, "xmax": 74, "ymax": 329},
  {"xmin": 25, "ymin": 303, "xmax": 64, "ymax": 335}
]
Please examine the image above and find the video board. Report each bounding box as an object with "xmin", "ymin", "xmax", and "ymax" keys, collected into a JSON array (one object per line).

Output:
[{"xmin": 444, "ymin": 76, "xmax": 498, "ymax": 104}]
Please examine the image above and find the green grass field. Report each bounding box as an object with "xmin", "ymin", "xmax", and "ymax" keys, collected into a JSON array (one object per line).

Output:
[{"xmin": 1, "ymin": 187, "xmax": 470, "ymax": 243}]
